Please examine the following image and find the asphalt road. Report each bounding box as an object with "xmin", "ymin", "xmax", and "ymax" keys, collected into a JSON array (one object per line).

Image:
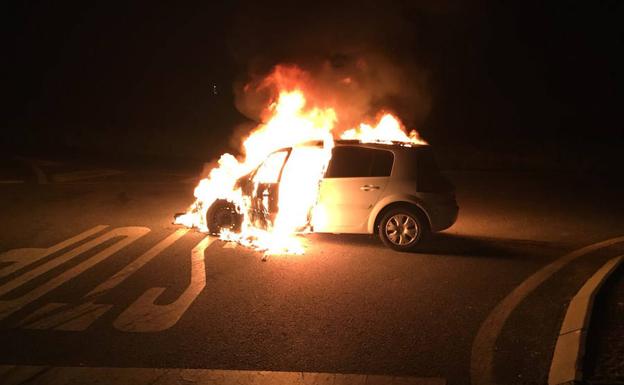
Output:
[{"xmin": 1, "ymin": 158, "xmax": 624, "ymax": 384}]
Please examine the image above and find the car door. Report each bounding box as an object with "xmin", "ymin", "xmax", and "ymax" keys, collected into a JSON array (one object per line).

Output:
[
  {"xmin": 248, "ymin": 149, "xmax": 290, "ymax": 229},
  {"xmin": 313, "ymin": 146, "xmax": 394, "ymax": 233}
]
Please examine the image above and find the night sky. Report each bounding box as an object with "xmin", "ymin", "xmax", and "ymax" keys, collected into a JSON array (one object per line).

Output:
[{"xmin": 4, "ymin": 1, "xmax": 623, "ymax": 169}]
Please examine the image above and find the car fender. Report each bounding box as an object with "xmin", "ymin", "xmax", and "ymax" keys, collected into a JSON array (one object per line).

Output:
[{"xmin": 367, "ymin": 193, "xmax": 432, "ymax": 234}]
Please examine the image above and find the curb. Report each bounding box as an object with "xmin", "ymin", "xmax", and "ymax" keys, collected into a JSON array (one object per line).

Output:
[
  {"xmin": 548, "ymin": 255, "xmax": 624, "ymax": 385},
  {"xmin": 0, "ymin": 365, "xmax": 446, "ymax": 385}
]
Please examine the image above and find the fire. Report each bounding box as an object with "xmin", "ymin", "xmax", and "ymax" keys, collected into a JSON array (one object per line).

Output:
[
  {"xmin": 175, "ymin": 66, "xmax": 426, "ymax": 256},
  {"xmin": 341, "ymin": 113, "xmax": 426, "ymax": 145}
]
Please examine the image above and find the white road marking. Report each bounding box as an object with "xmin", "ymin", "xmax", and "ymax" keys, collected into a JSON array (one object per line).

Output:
[
  {"xmin": 19, "ymin": 302, "xmax": 112, "ymax": 331},
  {"xmin": 0, "ymin": 365, "xmax": 446, "ymax": 385},
  {"xmin": 0, "ymin": 225, "xmax": 108, "ymax": 278},
  {"xmin": 114, "ymin": 235, "xmax": 216, "ymax": 332},
  {"xmin": 471, "ymin": 235, "xmax": 624, "ymax": 385},
  {"xmin": 5, "ymin": 228, "xmax": 189, "ymax": 331},
  {"xmin": 87, "ymin": 229, "xmax": 189, "ymax": 298},
  {"xmin": 0, "ymin": 227, "xmax": 150, "ymax": 320},
  {"xmin": 548, "ymin": 255, "xmax": 624, "ymax": 385}
]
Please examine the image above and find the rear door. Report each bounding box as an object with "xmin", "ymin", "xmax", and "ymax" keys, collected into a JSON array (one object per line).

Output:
[{"xmin": 313, "ymin": 146, "xmax": 394, "ymax": 233}]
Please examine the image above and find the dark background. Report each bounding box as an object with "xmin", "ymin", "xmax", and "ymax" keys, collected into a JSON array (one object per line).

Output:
[{"xmin": 3, "ymin": 1, "xmax": 622, "ymax": 170}]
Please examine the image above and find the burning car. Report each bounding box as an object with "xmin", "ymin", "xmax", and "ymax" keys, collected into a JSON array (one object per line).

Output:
[
  {"xmin": 174, "ymin": 76, "xmax": 456, "ymax": 255},
  {"xmin": 201, "ymin": 140, "xmax": 457, "ymax": 251}
]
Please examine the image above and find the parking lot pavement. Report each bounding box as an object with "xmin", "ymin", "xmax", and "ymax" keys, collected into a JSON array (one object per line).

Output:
[{"xmin": 1, "ymin": 167, "xmax": 623, "ymax": 384}]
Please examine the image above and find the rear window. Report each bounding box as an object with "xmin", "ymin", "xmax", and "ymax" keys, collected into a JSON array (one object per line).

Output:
[{"xmin": 325, "ymin": 146, "xmax": 393, "ymax": 178}]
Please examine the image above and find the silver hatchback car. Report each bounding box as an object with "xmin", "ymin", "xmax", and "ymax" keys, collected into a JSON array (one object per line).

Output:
[{"xmin": 205, "ymin": 140, "xmax": 458, "ymax": 251}]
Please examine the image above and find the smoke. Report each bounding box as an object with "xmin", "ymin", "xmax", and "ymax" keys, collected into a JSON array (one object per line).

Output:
[{"xmin": 227, "ymin": 0, "xmax": 434, "ymax": 139}]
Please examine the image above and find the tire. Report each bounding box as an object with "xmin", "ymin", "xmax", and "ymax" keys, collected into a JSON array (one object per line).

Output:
[
  {"xmin": 206, "ymin": 199, "xmax": 243, "ymax": 235},
  {"xmin": 378, "ymin": 206, "xmax": 428, "ymax": 251}
]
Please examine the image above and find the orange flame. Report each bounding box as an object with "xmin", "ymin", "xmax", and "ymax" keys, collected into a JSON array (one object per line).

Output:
[{"xmin": 341, "ymin": 112, "xmax": 426, "ymax": 145}]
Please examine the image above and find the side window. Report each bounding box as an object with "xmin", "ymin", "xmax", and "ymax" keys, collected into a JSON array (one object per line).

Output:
[
  {"xmin": 253, "ymin": 151, "xmax": 288, "ymax": 183},
  {"xmin": 325, "ymin": 146, "xmax": 393, "ymax": 178},
  {"xmin": 325, "ymin": 147, "xmax": 372, "ymax": 178}
]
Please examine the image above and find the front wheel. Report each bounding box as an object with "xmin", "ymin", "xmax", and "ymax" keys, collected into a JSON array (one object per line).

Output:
[
  {"xmin": 206, "ymin": 199, "xmax": 243, "ymax": 236},
  {"xmin": 378, "ymin": 207, "xmax": 428, "ymax": 251}
]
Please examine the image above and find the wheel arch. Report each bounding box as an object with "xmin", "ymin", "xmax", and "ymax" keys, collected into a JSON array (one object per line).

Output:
[{"xmin": 369, "ymin": 198, "xmax": 432, "ymax": 234}]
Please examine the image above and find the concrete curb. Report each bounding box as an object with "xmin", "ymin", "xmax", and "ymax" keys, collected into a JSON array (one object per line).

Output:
[
  {"xmin": 0, "ymin": 365, "xmax": 446, "ymax": 385},
  {"xmin": 548, "ymin": 255, "xmax": 624, "ymax": 385},
  {"xmin": 471, "ymin": 235, "xmax": 624, "ymax": 385}
]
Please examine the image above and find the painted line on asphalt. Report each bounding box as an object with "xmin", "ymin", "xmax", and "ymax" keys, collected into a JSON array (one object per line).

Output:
[
  {"xmin": 0, "ymin": 225, "xmax": 109, "ymax": 279},
  {"xmin": 1, "ymin": 227, "xmax": 220, "ymax": 332},
  {"xmin": 0, "ymin": 227, "xmax": 150, "ymax": 320},
  {"xmin": 0, "ymin": 365, "xmax": 446, "ymax": 385},
  {"xmin": 470, "ymin": 235, "xmax": 624, "ymax": 385},
  {"xmin": 19, "ymin": 302, "xmax": 113, "ymax": 331},
  {"xmin": 0, "ymin": 226, "xmax": 142, "ymax": 298},
  {"xmin": 17, "ymin": 229, "xmax": 191, "ymax": 331},
  {"xmin": 87, "ymin": 229, "xmax": 189, "ymax": 298},
  {"xmin": 548, "ymin": 254, "xmax": 624, "ymax": 385}
]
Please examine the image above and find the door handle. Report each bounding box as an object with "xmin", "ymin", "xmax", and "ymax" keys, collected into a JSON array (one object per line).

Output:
[{"xmin": 360, "ymin": 185, "xmax": 380, "ymax": 191}]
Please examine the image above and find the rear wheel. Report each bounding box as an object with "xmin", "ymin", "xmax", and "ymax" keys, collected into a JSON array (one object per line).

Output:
[
  {"xmin": 206, "ymin": 199, "xmax": 243, "ymax": 235},
  {"xmin": 378, "ymin": 207, "xmax": 428, "ymax": 251}
]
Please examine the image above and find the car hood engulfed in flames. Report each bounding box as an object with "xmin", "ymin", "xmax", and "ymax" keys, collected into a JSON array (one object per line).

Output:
[{"xmin": 174, "ymin": 65, "xmax": 426, "ymax": 256}]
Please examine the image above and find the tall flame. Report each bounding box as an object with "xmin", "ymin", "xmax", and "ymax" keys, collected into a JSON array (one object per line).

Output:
[{"xmin": 341, "ymin": 112, "xmax": 426, "ymax": 145}]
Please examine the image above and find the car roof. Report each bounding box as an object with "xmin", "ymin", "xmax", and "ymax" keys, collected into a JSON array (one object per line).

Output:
[
  {"xmin": 335, "ymin": 139, "xmax": 428, "ymax": 149},
  {"xmin": 291, "ymin": 139, "xmax": 430, "ymax": 152}
]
